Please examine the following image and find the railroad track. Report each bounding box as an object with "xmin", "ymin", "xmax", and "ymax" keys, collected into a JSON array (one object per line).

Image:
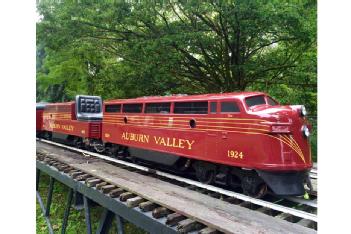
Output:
[{"xmin": 37, "ymin": 138, "xmax": 317, "ymax": 230}]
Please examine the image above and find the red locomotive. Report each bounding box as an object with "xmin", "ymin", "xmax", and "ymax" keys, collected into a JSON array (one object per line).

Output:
[
  {"xmin": 38, "ymin": 96, "xmax": 104, "ymax": 151},
  {"xmin": 37, "ymin": 92, "xmax": 313, "ymax": 197}
]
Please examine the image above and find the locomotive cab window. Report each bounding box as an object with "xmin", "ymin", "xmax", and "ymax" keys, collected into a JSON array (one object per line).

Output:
[
  {"xmin": 245, "ymin": 95, "xmax": 266, "ymax": 107},
  {"xmin": 221, "ymin": 102, "xmax": 240, "ymax": 113},
  {"xmin": 105, "ymin": 104, "xmax": 121, "ymax": 113},
  {"xmin": 123, "ymin": 103, "xmax": 143, "ymax": 113},
  {"xmin": 145, "ymin": 102, "xmax": 171, "ymax": 113},
  {"xmin": 210, "ymin": 102, "xmax": 217, "ymax": 113},
  {"xmin": 174, "ymin": 102, "xmax": 208, "ymax": 114}
]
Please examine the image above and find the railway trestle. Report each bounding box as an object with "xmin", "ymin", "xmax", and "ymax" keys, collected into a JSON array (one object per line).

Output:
[{"xmin": 36, "ymin": 161, "xmax": 179, "ymax": 234}]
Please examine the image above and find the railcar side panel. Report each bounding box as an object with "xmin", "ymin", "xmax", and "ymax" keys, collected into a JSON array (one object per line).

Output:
[
  {"xmin": 42, "ymin": 101, "xmax": 101, "ymax": 139},
  {"xmin": 102, "ymin": 113, "xmax": 309, "ymax": 170},
  {"xmin": 42, "ymin": 119, "xmax": 101, "ymax": 139}
]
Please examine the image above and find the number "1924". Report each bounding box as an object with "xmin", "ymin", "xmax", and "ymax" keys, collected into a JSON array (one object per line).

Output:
[{"xmin": 227, "ymin": 150, "xmax": 244, "ymax": 159}]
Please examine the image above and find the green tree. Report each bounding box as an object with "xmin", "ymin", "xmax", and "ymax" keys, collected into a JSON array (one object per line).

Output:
[{"xmin": 36, "ymin": 0, "xmax": 316, "ymax": 109}]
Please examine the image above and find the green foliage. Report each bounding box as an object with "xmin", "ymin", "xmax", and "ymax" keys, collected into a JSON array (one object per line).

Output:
[{"xmin": 36, "ymin": 0, "xmax": 316, "ymax": 99}]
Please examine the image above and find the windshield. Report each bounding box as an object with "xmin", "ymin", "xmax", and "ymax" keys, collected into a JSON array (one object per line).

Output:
[
  {"xmin": 245, "ymin": 95, "xmax": 278, "ymax": 108},
  {"xmin": 245, "ymin": 95, "xmax": 266, "ymax": 107}
]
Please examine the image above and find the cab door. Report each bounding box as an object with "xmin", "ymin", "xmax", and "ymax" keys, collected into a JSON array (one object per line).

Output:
[
  {"xmin": 206, "ymin": 101, "xmax": 218, "ymax": 157},
  {"xmin": 216, "ymin": 99, "xmax": 243, "ymax": 162}
]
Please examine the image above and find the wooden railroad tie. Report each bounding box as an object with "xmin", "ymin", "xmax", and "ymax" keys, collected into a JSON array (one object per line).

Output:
[
  {"xmin": 52, "ymin": 162, "xmax": 61, "ymax": 167},
  {"xmin": 57, "ymin": 165, "xmax": 70, "ymax": 171},
  {"xmin": 63, "ymin": 167, "xmax": 73, "ymax": 173},
  {"xmin": 68, "ymin": 170, "xmax": 80, "ymax": 176},
  {"xmin": 297, "ymin": 218, "xmax": 315, "ymax": 228},
  {"xmin": 139, "ymin": 201, "xmax": 158, "ymax": 212},
  {"xmin": 96, "ymin": 182, "xmax": 108, "ymax": 190},
  {"xmin": 126, "ymin": 196, "xmax": 145, "ymax": 208},
  {"xmin": 166, "ymin": 213, "xmax": 186, "ymax": 226},
  {"xmin": 223, "ymin": 196, "xmax": 242, "ymax": 204},
  {"xmin": 275, "ymin": 212, "xmax": 296, "ymax": 222},
  {"xmin": 46, "ymin": 160, "xmax": 56, "ymax": 166},
  {"xmin": 75, "ymin": 174, "xmax": 91, "ymax": 181},
  {"xmin": 71, "ymin": 172, "xmax": 85, "ymax": 179},
  {"xmin": 119, "ymin": 192, "xmax": 136, "ymax": 202},
  {"xmin": 256, "ymin": 206, "xmax": 274, "ymax": 216},
  {"xmin": 100, "ymin": 184, "xmax": 116, "ymax": 194},
  {"xmin": 239, "ymin": 201, "xmax": 257, "ymax": 209},
  {"xmin": 177, "ymin": 219, "xmax": 204, "ymax": 233},
  {"xmin": 86, "ymin": 179, "xmax": 102, "ymax": 187},
  {"xmin": 108, "ymin": 188, "xmax": 125, "ymax": 198},
  {"xmin": 198, "ymin": 227, "xmax": 219, "ymax": 234},
  {"xmin": 152, "ymin": 207, "xmax": 171, "ymax": 219}
]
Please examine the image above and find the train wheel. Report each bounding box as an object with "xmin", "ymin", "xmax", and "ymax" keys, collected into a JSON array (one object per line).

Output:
[
  {"xmin": 93, "ymin": 143, "xmax": 105, "ymax": 153},
  {"xmin": 241, "ymin": 175, "xmax": 268, "ymax": 198},
  {"xmin": 73, "ymin": 137, "xmax": 84, "ymax": 149},
  {"xmin": 43, "ymin": 131, "xmax": 52, "ymax": 140},
  {"xmin": 227, "ymin": 173, "xmax": 241, "ymax": 189},
  {"xmin": 194, "ymin": 161, "xmax": 216, "ymax": 184},
  {"xmin": 196, "ymin": 168, "xmax": 215, "ymax": 184}
]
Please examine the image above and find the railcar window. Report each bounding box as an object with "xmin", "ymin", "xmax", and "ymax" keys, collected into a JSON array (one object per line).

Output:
[
  {"xmin": 210, "ymin": 102, "xmax": 217, "ymax": 113},
  {"xmin": 145, "ymin": 103, "xmax": 171, "ymax": 113},
  {"xmin": 221, "ymin": 102, "xmax": 240, "ymax": 113},
  {"xmin": 105, "ymin": 104, "xmax": 121, "ymax": 113},
  {"xmin": 267, "ymin": 96, "xmax": 278, "ymax": 106},
  {"xmin": 245, "ymin": 95, "xmax": 266, "ymax": 107},
  {"xmin": 174, "ymin": 102, "xmax": 208, "ymax": 114},
  {"xmin": 123, "ymin": 103, "xmax": 143, "ymax": 113}
]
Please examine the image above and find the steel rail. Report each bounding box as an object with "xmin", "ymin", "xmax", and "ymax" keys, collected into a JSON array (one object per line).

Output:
[
  {"xmin": 37, "ymin": 138, "xmax": 317, "ymax": 222},
  {"xmin": 285, "ymin": 197, "xmax": 317, "ymax": 208}
]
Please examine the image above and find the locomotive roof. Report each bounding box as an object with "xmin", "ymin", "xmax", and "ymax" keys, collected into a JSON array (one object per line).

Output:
[
  {"xmin": 36, "ymin": 102, "xmax": 48, "ymax": 109},
  {"xmin": 45, "ymin": 101, "xmax": 75, "ymax": 106},
  {"xmin": 104, "ymin": 92, "xmax": 265, "ymax": 104}
]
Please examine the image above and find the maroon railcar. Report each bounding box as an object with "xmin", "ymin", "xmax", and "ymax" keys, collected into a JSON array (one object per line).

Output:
[{"xmin": 40, "ymin": 95, "xmax": 103, "ymax": 150}]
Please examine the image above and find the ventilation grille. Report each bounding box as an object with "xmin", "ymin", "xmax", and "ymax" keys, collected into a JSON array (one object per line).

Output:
[{"xmin": 89, "ymin": 123, "xmax": 101, "ymax": 138}]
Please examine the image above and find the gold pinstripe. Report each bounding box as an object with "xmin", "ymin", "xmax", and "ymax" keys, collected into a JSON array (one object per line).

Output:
[
  {"xmin": 103, "ymin": 120, "xmax": 270, "ymax": 132},
  {"xmin": 103, "ymin": 114, "xmax": 263, "ymax": 122},
  {"xmin": 103, "ymin": 117, "xmax": 270, "ymax": 127},
  {"xmin": 101, "ymin": 121, "xmax": 306, "ymax": 163}
]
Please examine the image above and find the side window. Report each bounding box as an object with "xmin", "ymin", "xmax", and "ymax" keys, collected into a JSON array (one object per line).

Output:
[
  {"xmin": 221, "ymin": 102, "xmax": 240, "ymax": 113},
  {"xmin": 145, "ymin": 103, "xmax": 171, "ymax": 113},
  {"xmin": 210, "ymin": 102, "xmax": 217, "ymax": 113},
  {"xmin": 174, "ymin": 102, "xmax": 208, "ymax": 114},
  {"xmin": 123, "ymin": 103, "xmax": 143, "ymax": 113},
  {"xmin": 267, "ymin": 97, "xmax": 278, "ymax": 106},
  {"xmin": 105, "ymin": 104, "xmax": 121, "ymax": 113}
]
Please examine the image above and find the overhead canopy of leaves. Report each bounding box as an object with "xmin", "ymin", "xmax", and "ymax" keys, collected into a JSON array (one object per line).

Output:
[{"xmin": 36, "ymin": 0, "xmax": 316, "ymax": 115}]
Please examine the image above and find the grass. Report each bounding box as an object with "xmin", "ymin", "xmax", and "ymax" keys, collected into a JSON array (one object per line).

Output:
[{"xmin": 36, "ymin": 174, "xmax": 146, "ymax": 234}]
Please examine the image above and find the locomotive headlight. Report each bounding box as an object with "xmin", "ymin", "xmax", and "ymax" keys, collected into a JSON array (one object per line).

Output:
[
  {"xmin": 302, "ymin": 125, "xmax": 310, "ymax": 138},
  {"xmin": 301, "ymin": 105, "xmax": 307, "ymax": 117}
]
